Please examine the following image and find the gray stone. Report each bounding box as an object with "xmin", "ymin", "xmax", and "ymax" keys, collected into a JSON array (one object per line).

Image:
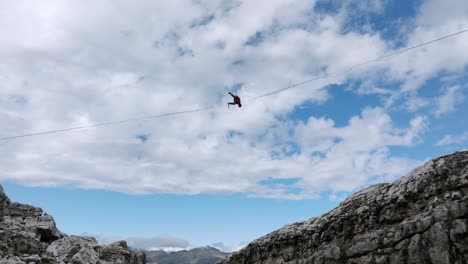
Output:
[
  {"xmin": 0, "ymin": 256, "xmax": 25, "ymax": 264},
  {"xmin": 0, "ymin": 185, "xmax": 146, "ymax": 264},
  {"xmin": 97, "ymin": 240, "xmax": 145, "ymax": 264},
  {"xmin": 44, "ymin": 236, "xmax": 99, "ymax": 263},
  {"xmin": 21, "ymin": 254, "xmax": 40, "ymax": 264},
  {"xmin": 222, "ymin": 151, "xmax": 468, "ymax": 264}
]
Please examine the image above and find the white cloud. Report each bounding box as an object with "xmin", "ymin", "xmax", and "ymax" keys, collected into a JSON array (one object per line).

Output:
[
  {"xmin": 293, "ymin": 108, "xmax": 427, "ymax": 193},
  {"xmin": 416, "ymin": 0, "xmax": 468, "ymax": 26},
  {"xmin": 338, "ymin": 0, "xmax": 468, "ymax": 111},
  {"xmin": 95, "ymin": 234, "xmax": 190, "ymax": 251},
  {"xmin": 403, "ymin": 96, "xmax": 430, "ymax": 112},
  {"xmin": 0, "ymin": 0, "xmax": 465, "ymax": 200},
  {"xmin": 436, "ymin": 132, "xmax": 468, "ymax": 146},
  {"xmin": 211, "ymin": 241, "xmax": 246, "ymax": 253},
  {"xmin": 96, "ymin": 234, "xmax": 243, "ymax": 252},
  {"xmin": 362, "ymin": 24, "xmax": 468, "ymax": 109},
  {"xmin": 434, "ymin": 86, "xmax": 465, "ymax": 117}
]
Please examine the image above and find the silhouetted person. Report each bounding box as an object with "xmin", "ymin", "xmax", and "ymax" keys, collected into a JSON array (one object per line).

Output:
[{"xmin": 228, "ymin": 92, "xmax": 242, "ymax": 108}]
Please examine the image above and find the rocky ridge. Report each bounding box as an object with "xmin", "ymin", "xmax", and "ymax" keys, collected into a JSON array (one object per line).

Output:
[
  {"xmin": 222, "ymin": 151, "xmax": 468, "ymax": 264},
  {"xmin": 145, "ymin": 246, "xmax": 229, "ymax": 264},
  {"xmin": 0, "ymin": 185, "xmax": 145, "ymax": 264}
]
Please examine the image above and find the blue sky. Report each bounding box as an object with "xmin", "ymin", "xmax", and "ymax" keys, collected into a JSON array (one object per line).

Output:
[
  {"xmin": 1, "ymin": 0, "xmax": 468, "ymax": 252},
  {"xmin": 2, "ymin": 182, "xmax": 339, "ymax": 249}
]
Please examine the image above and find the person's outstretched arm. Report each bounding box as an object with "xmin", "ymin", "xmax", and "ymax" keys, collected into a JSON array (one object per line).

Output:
[{"xmin": 229, "ymin": 92, "xmax": 235, "ymax": 98}]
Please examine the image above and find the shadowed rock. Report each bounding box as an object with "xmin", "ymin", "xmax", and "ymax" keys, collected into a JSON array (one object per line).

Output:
[{"xmin": 0, "ymin": 185, "xmax": 146, "ymax": 264}]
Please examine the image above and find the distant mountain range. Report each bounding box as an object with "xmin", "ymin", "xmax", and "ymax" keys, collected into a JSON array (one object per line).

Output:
[{"xmin": 145, "ymin": 246, "xmax": 229, "ymax": 264}]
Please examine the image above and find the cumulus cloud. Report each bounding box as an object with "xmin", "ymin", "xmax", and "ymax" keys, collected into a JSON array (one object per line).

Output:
[
  {"xmin": 436, "ymin": 132, "xmax": 468, "ymax": 146},
  {"xmin": 0, "ymin": 0, "xmax": 466, "ymax": 199},
  {"xmin": 342, "ymin": 0, "xmax": 468, "ymax": 111},
  {"xmin": 291, "ymin": 108, "xmax": 427, "ymax": 193},
  {"xmin": 403, "ymin": 96, "xmax": 431, "ymax": 112},
  {"xmin": 434, "ymin": 86, "xmax": 465, "ymax": 117},
  {"xmin": 416, "ymin": 0, "xmax": 468, "ymax": 26}
]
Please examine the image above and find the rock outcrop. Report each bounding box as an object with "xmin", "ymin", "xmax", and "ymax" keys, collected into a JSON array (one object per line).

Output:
[
  {"xmin": 0, "ymin": 185, "xmax": 146, "ymax": 264},
  {"xmin": 222, "ymin": 151, "xmax": 468, "ymax": 264}
]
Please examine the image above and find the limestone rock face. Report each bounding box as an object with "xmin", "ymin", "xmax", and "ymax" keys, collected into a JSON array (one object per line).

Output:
[
  {"xmin": 97, "ymin": 241, "xmax": 146, "ymax": 264},
  {"xmin": 0, "ymin": 186, "xmax": 146, "ymax": 264},
  {"xmin": 222, "ymin": 151, "xmax": 468, "ymax": 264},
  {"xmin": 42, "ymin": 236, "xmax": 100, "ymax": 264},
  {"xmin": 41, "ymin": 236, "xmax": 145, "ymax": 264},
  {"xmin": 0, "ymin": 187, "xmax": 63, "ymax": 259}
]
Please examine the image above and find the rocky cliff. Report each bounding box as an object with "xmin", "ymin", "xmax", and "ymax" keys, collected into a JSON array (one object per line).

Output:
[
  {"xmin": 0, "ymin": 185, "xmax": 146, "ymax": 264},
  {"xmin": 222, "ymin": 151, "xmax": 468, "ymax": 264}
]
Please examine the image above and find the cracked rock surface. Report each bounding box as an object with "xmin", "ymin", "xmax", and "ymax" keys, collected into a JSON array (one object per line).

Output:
[
  {"xmin": 0, "ymin": 185, "xmax": 145, "ymax": 264},
  {"xmin": 222, "ymin": 151, "xmax": 468, "ymax": 264}
]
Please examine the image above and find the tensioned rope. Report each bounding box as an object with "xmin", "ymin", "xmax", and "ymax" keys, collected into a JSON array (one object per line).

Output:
[
  {"xmin": 250, "ymin": 28, "xmax": 468, "ymax": 99},
  {"xmin": 1, "ymin": 28, "xmax": 467, "ymax": 141},
  {"xmin": 0, "ymin": 106, "xmax": 218, "ymax": 141}
]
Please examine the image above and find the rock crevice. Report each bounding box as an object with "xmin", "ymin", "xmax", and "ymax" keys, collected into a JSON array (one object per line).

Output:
[{"xmin": 222, "ymin": 151, "xmax": 468, "ymax": 264}]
